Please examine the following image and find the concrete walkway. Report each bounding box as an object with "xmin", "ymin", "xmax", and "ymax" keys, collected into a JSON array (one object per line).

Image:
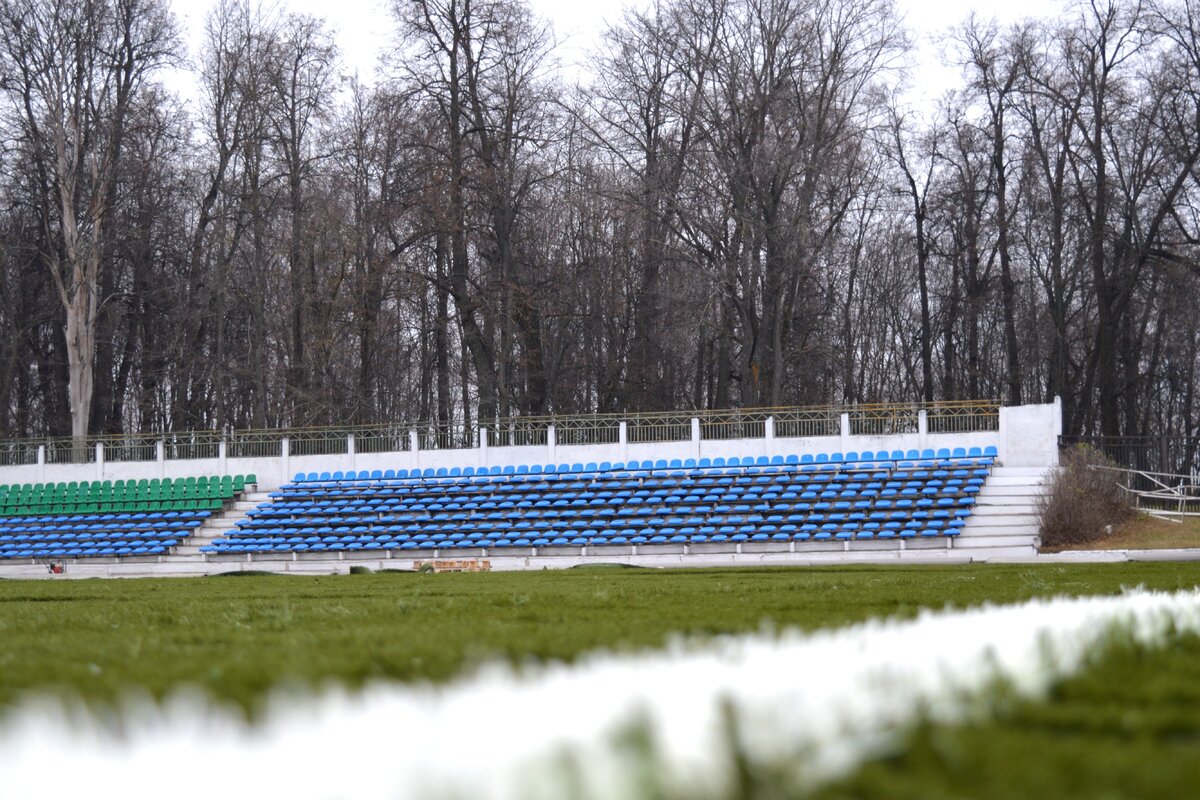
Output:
[{"xmin": 4, "ymin": 546, "xmax": 1200, "ymax": 580}]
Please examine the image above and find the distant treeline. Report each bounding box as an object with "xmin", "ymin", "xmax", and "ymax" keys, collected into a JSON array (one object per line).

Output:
[{"xmin": 0, "ymin": 0, "xmax": 1197, "ymax": 440}]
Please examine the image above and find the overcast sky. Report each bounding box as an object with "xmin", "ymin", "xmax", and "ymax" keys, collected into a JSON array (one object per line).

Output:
[{"xmin": 167, "ymin": 0, "xmax": 1068, "ymax": 108}]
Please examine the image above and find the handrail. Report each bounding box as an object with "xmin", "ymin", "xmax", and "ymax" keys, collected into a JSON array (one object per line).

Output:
[
  {"xmin": 0, "ymin": 400, "xmax": 1001, "ymax": 466},
  {"xmin": 1095, "ymin": 465, "xmax": 1200, "ymax": 519}
]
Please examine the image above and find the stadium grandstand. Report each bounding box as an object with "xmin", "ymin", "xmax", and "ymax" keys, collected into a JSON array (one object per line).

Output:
[{"xmin": 0, "ymin": 399, "xmax": 1060, "ymax": 576}]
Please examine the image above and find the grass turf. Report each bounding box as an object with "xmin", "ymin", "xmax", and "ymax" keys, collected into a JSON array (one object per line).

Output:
[
  {"xmin": 811, "ymin": 633, "xmax": 1200, "ymax": 800},
  {"xmin": 1048, "ymin": 512, "xmax": 1200, "ymax": 551},
  {"xmin": 2, "ymin": 562, "xmax": 1199, "ymax": 715}
]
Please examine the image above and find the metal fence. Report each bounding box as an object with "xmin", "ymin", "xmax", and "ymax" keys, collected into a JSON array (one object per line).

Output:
[
  {"xmin": 626, "ymin": 413, "xmax": 693, "ymax": 443},
  {"xmin": 1060, "ymin": 436, "xmax": 1200, "ymax": 478},
  {"xmin": 773, "ymin": 406, "xmax": 841, "ymax": 438},
  {"xmin": 927, "ymin": 400, "xmax": 1000, "ymax": 433},
  {"xmin": 699, "ymin": 410, "xmax": 769, "ymax": 440},
  {"xmin": 0, "ymin": 400, "xmax": 1003, "ymax": 465},
  {"xmin": 849, "ymin": 404, "xmax": 920, "ymax": 436}
]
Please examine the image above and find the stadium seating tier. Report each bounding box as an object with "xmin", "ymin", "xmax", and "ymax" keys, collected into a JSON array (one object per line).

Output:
[
  {"xmin": 0, "ymin": 474, "xmax": 255, "ymax": 559},
  {"xmin": 204, "ymin": 451, "xmax": 994, "ymax": 555}
]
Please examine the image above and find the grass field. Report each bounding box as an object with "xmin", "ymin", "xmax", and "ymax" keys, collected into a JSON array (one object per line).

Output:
[
  {"xmin": 1050, "ymin": 513, "xmax": 1200, "ymax": 551},
  {"xmin": 3, "ymin": 563, "xmax": 1200, "ymax": 798}
]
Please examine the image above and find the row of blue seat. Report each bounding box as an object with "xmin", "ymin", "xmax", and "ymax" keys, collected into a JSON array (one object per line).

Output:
[
  {"xmin": 0, "ymin": 510, "xmax": 212, "ymax": 560},
  {"xmin": 3, "ymin": 543, "xmax": 175, "ymax": 558},
  {"xmin": 291, "ymin": 448, "xmax": 998, "ymax": 483},
  {"xmin": 276, "ymin": 467, "xmax": 988, "ymax": 498},
  {"xmin": 275, "ymin": 475, "xmax": 986, "ymax": 498},
  {"xmin": 236, "ymin": 501, "xmax": 974, "ymax": 532},
  {"xmin": 205, "ymin": 524, "xmax": 960, "ymax": 553}
]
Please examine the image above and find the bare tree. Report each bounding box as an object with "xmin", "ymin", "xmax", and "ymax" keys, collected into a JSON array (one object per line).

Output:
[{"xmin": 0, "ymin": 0, "xmax": 177, "ymax": 445}]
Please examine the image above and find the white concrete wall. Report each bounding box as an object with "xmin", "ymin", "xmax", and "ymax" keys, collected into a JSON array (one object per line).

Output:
[
  {"xmin": 997, "ymin": 398, "xmax": 1063, "ymax": 468},
  {"xmin": 0, "ymin": 402, "xmax": 1062, "ymax": 490}
]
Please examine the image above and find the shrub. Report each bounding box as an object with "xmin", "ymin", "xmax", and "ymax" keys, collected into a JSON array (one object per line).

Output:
[{"xmin": 1038, "ymin": 445, "xmax": 1134, "ymax": 548}]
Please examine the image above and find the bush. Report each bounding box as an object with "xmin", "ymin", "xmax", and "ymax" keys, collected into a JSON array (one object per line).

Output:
[{"xmin": 1038, "ymin": 445, "xmax": 1134, "ymax": 548}]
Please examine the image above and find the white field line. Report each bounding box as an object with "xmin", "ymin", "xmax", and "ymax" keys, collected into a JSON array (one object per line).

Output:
[{"xmin": 2, "ymin": 589, "xmax": 1199, "ymax": 800}]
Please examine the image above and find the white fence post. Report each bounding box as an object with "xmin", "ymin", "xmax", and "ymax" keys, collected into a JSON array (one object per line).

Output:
[
  {"xmin": 547, "ymin": 424, "xmax": 556, "ymax": 465},
  {"xmin": 281, "ymin": 436, "xmax": 290, "ymax": 483},
  {"xmin": 619, "ymin": 421, "xmax": 628, "ymax": 464},
  {"xmin": 839, "ymin": 412, "xmax": 851, "ymax": 453}
]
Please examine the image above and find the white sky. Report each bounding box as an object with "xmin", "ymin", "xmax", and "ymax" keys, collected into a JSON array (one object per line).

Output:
[{"xmin": 166, "ymin": 0, "xmax": 1068, "ymax": 108}]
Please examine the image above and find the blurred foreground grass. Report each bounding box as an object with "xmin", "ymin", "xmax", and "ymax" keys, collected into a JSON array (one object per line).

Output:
[{"xmin": 811, "ymin": 632, "xmax": 1200, "ymax": 800}]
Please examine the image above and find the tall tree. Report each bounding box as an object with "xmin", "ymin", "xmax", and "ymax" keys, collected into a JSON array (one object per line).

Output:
[{"xmin": 0, "ymin": 0, "xmax": 178, "ymax": 445}]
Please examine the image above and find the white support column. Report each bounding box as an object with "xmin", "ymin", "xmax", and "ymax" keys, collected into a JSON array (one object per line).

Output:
[
  {"xmin": 281, "ymin": 437, "xmax": 290, "ymax": 483},
  {"xmin": 36, "ymin": 445, "xmax": 45, "ymax": 483},
  {"xmin": 347, "ymin": 434, "xmax": 356, "ymax": 473},
  {"xmin": 480, "ymin": 426, "xmax": 489, "ymax": 469},
  {"xmin": 547, "ymin": 424, "xmax": 556, "ymax": 465},
  {"xmin": 410, "ymin": 431, "xmax": 420, "ymax": 472},
  {"xmin": 218, "ymin": 440, "xmax": 228, "ymax": 477},
  {"xmin": 839, "ymin": 412, "xmax": 851, "ymax": 453},
  {"xmin": 691, "ymin": 417, "xmax": 701, "ymax": 460},
  {"xmin": 619, "ymin": 421, "xmax": 628, "ymax": 464},
  {"xmin": 765, "ymin": 416, "xmax": 775, "ymax": 458},
  {"xmin": 918, "ymin": 410, "xmax": 928, "ymax": 450},
  {"xmin": 156, "ymin": 441, "xmax": 165, "ymax": 481},
  {"xmin": 95, "ymin": 442, "xmax": 105, "ymax": 479}
]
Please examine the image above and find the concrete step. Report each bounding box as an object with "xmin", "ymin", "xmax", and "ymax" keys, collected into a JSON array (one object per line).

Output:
[
  {"xmin": 992, "ymin": 467, "xmax": 1054, "ymax": 478},
  {"xmin": 979, "ymin": 479, "xmax": 1046, "ymax": 491},
  {"xmin": 966, "ymin": 515, "xmax": 1039, "ymax": 530},
  {"xmin": 974, "ymin": 493, "xmax": 1042, "ymax": 507},
  {"xmin": 952, "ymin": 544, "xmax": 1039, "ymax": 560},
  {"xmin": 953, "ymin": 534, "xmax": 1041, "ymax": 549},
  {"xmin": 961, "ymin": 523, "xmax": 1041, "ymax": 538},
  {"xmin": 972, "ymin": 503, "xmax": 1039, "ymax": 516}
]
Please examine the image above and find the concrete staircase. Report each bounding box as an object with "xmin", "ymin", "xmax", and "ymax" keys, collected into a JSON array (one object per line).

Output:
[
  {"xmin": 168, "ymin": 491, "xmax": 269, "ymax": 562},
  {"xmin": 956, "ymin": 466, "xmax": 1051, "ymax": 557}
]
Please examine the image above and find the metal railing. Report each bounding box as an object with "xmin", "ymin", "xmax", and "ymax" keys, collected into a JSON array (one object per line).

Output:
[
  {"xmin": 488, "ymin": 418, "xmax": 549, "ymax": 448},
  {"xmin": 1097, "ymin": 465, "xmax": 1200, "ymax": 519},
  {"xmin": 700, "ymin": 410, "xmax": 769, "ymax": 440},
  {"xmin": 1061, "ymin": 436, "xmax": 1200, "ymax": 491},
  {"xmin": 418, "ymin": 423, "xmax": 477, "ymax": 451},
  {"xmin": 0, "ymin": 400, "xmax": 1003, "ymax": 465},
  {"xmin": 627, "ymin": 413, "xmax": 693, "ymax": 443},
  {"xmin": 354, "ymin": 427, "xmax": 413, "ymax": 454},
  {"xmin": 554, "ymin": 416, "xmax": 621, "ymax": 446},
  {"xmin": 849, "ymin": 404, "xmax": 920, "ymax": 436},
  {"xmin": 773, "ymin": 406, "xmax": 842, "ymax": 438},
  {"xmin": 928, "ymin": 400, "xmax": 1000, "ymax": 433}
]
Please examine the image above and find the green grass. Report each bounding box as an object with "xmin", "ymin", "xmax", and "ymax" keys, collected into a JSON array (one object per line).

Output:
[
  {"xmin": 1045, "ymin": 512, "xmax": 1200, "ymax": 551},
  {"xmin": 1, "ymin": 563, "xmax": 1199, "ymax": 715},
  {"xmin": 812, "ymin": 634, "xmax": 1200, "ymax": 800}
]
